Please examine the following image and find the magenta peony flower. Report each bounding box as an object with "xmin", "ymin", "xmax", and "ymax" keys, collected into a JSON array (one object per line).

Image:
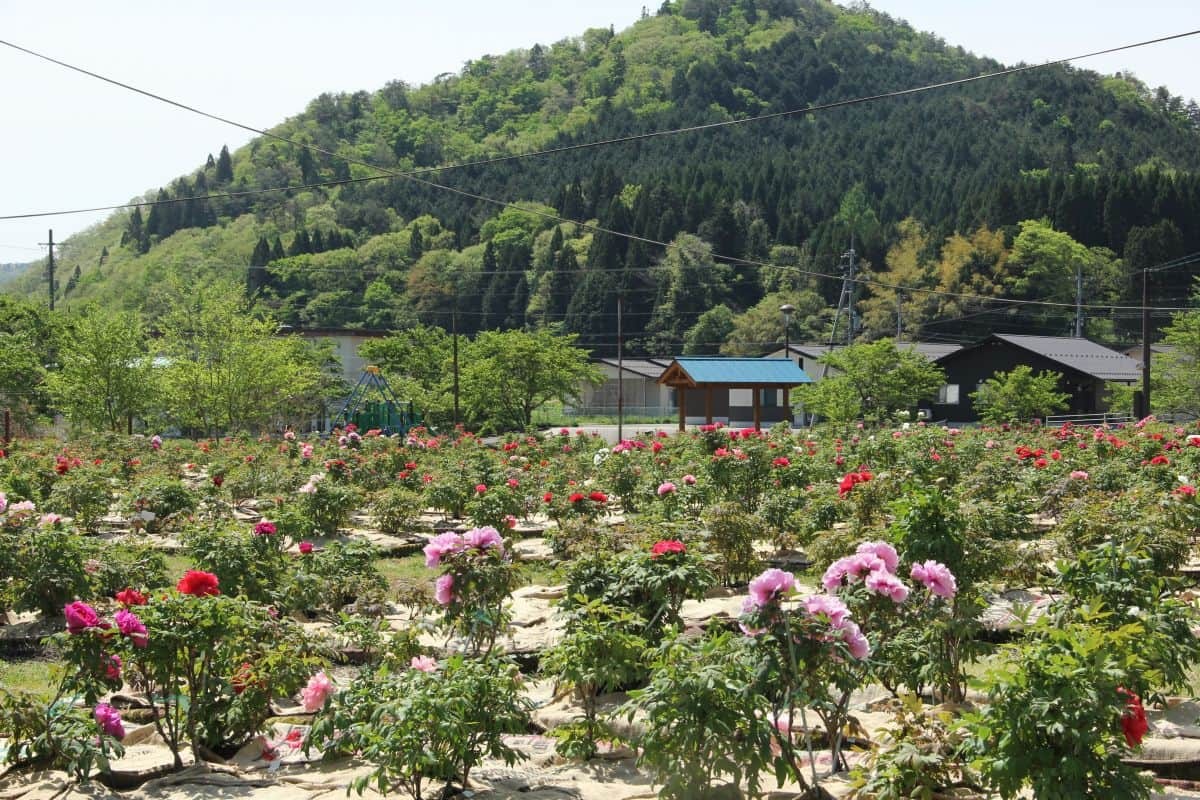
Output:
[
  {"xmin": 424, "ymin": 532, "xmax": 465, "ymax": 567},
  {"xmin": 300, "ymin": 671, "xmax": 335, "ymax": 712},
  {"xmin": 865, "ymin": 570, "xmax": 909, "ymax": 603},
  {"xmin": 253, "ymin": 521, "xmax": 277, "ymax": 536},
  {"xmin": 910, "ymin": 560, "xmax": 958, "ymax": 600},
  {"xmin": 104, "ymin": 653, "xmax": 122, "ymax": 681},
  {"xmin": 94, "ymin": 703, "xmax": 125, "ymax": 739},
  {"xmin": 462, "ymin": 526, "xmax": 503, "ymax": 552},
  {"xmin": 114, "ymin": 609, "xmax": 148, "ymax": 647},
  {"xmin": 410, "ymin": 655, "xmax": 437, "ymax": 672},
  {"xmin": 856, "ymin": 541, "xmax": 899, "ymax": 573},
  {"xmin": 747, "ymin": 568, "xmax": 795, "ymax": 609},
  {"xmin": 64, "ymin": 601, "xmax": 100, "ymax": 634},
  {"xmin": 434, "ymin": 574, "xmax": 455, "ymax": 605},
  {"xmin": 299, "ymin": 541, "xmax": 314, "ymax": 554},
  {"xmin": 804, "ymin": 594, "xmax": 850, "ymax": 628}
]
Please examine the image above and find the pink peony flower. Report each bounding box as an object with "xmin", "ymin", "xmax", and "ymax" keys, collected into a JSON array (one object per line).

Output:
[
  {"xmin": 150, "ymin": 435, "xmax": 162, "ymax": 450},
  {"xmin": 651, "ymin": 539, "xmax": 685, "ymax": 558},
  {"xmin": 300, "ymin": 671, "xmax": 335, "ymax": 712},
  {"xmin": 856, "ymin": 541, "xmax": 899, "ymax": 573},
  {"xmin": 747, "ymin": 568, "xmax": 795, "ymax": 609},
  {"xmin": 410, "ymin": 655, "xmax": 437, "ymax": 672},
  {"xmin": 434, "ymin": 574, "xmax": 455, "ymax": 605},
  {"xmin": 463, "ymin": 526, "xmax": 503, "ymax": 552},
  {"xmin": 682, "ymin": 474, "xmax": 697, "ymax": 485},
  {"xmin": 841, "ymin": 620, "xmax": 871, "ymax": 660},
  {"xmin": 64, "ymin": 601, "xmax": 100, "ymax": 634},
  {"xmin": 94, "ymin": 703, "xmax": 125, "ymax": 739},
  {"xmin": 910, "ymin": 560, "xmax": 958, "ymax": 599},
  {"xmin": 0, "ymin": 492, "xmax": 6, "ymax": 513},
  {"xmin": 38, "ymin": 513, "xmax": 62, "ymax": 527},
  {"xmin": 424, "ymin": 532, "xmax": 465, "ymax": 567},
  {"xmin": 114, "ymin": 609, "xmax": 148, "ymax": 647},
  {"xmin": 657, "ymin": 481, "xmax": 677, "ymax": 496},
  {"xmin": 865, "ymin": 570, "xmax": 909, "ymax": 603},
  {"xmin": 1070, "ymin": 470, "xmax": 1090, "ymax": 480},
  {"xmin": 804, "ymin": 594, "xmax": 850, "ymax": 627},
  {"xmin": 822, "ymin": 553, "xmax": 885, "ymax": 591},
  {"xmin": 474, "ymin": 483, "xmax": 488, "ymax": 494}
]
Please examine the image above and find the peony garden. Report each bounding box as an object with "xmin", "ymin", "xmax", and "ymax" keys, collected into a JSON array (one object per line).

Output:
[{"xmin": 3, "ymin": 418, "xmax": 1200, "ymax": 799}]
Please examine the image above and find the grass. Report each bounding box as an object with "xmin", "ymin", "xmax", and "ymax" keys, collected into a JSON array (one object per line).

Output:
[{"xmin": 0, "ymin": 657, "xmax": 62, "ymax": 700}]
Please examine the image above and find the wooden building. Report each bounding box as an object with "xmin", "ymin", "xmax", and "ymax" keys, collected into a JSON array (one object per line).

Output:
[{"xmin": 656, "ymin": 357, "xmax": 813, "ymax": 430}]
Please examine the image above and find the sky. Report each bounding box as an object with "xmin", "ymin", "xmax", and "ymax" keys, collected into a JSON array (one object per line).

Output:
[{"xmin": 1, "ymin": 1, "xmax": 1198, "ymax": 264}]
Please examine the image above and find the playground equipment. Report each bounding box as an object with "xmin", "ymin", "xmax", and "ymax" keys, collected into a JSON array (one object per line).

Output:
[{"xmin": 331, "ymin": 366, "xmax": 421, "ymax": 435}]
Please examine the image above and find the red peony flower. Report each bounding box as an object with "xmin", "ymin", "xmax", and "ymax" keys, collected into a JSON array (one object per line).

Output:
[
  {"xmin": 299, "ymin": 541, "xmax": 314, "ymax": 554},
  {"xmin": 475, "ymin": 483, "xmax": 487, "ymax": 494},
  {"xmin": 588, "ymin": 491, "xmax": 608, "ymax": 503},
  {"xmin": 569, "ymin": 492, "xmax": 585, "ymax": 503},
  {"xmin": 211, "ymin": 474, "xmax": 224, "ymax": 488},
  {"xmin": 115, "ymin": 587, "xmax": 148, "ymax": 606},
  {"xmin": 1117, "ymin": 687, "xmax": 1148, "ymax": 747},
  {"xmin": 543, "ymin": 492, "xmax": 554, "ymax": 504},
  {"xmin": 176, "ymin": 570, "xmax": 220, "ymax": 597},
  {"xmin": 651, "ymin": 539, "xmax": 686, "ymax": 558}
]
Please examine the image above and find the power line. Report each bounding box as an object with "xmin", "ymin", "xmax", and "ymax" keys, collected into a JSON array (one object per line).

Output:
[
  {"xmin": 5, "ymin": 30, "xmax": 1200, "ymax": 316},
  {"xmin": 2, "ymin": 26, "xmax": 1198, "ymax": 220}
]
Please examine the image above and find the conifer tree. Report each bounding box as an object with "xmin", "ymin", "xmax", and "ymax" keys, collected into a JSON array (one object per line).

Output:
[{"xmin": 215, "ymin": 145, "xmax": 234, "ymax": 183}]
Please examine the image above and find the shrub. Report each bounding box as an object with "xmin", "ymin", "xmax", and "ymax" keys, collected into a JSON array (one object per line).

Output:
[
  {"xmin": 372, "ymin": 487, "xmax": 424, "ymax": 535},
  {"xmin": 46, "ymin": 469, "xmax": 113, "ymax": 532},
  {"xmin": 310, "ymin": 654, "xmax": 530, "ymax": 799},
  {"xmin": 127, "ymin": 475, "xmax": 196, "ymax": 531},
  {"xmin": 624, "ymin": 631, "xmax": 777, "ymax": 799},
  {"xmin": 14, "ymin": 527, "xmax": 92, "ymax": 617}
]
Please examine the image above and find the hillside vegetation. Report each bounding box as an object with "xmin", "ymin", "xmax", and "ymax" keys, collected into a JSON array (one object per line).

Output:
[{"xmin": 11, "ymin": 0, "xmax": 1200, "ymax": 352}]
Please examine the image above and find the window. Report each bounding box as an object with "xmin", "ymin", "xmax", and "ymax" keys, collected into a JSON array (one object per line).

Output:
[{"xmin": 937, "ymin": 384, "xmax": 960, "ymax": 405}]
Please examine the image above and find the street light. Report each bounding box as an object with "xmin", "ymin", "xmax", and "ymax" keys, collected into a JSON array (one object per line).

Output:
[{"xmin": 779, "ymin": 304, "xmax": 795, "ymax": 360}]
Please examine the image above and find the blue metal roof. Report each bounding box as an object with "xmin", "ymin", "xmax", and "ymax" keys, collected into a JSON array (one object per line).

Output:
[{"xmin": 666, "ymin": 357, "xmax": 812, "ymax": 385}]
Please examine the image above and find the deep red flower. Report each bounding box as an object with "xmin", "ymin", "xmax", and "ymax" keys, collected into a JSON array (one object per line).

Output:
[
  {"xmin": 651, "ymin": 539, "xmax": 686, "ymax": 558},
  {"xmin": 543, "ymin": 492, "xmax": 554, "ymax": 504},
  {"xmin": 176, "ymin": 570, "xmax": 220, "ymax": 597},
  {"xmin": 211, "ymin": 474, "xmax": 224, "ymax": 488},
  {"xmin": 115, "ymin": 587, "xmax": 148, "ymax": 606},
  {"xmin": 299, "ymin": 541, "xmax": 314, "ymax": 554},
  {"xmin": 569, "ymin": 492, "xmax": 585, "ymax": 503},
  {"xmin": 772, "ymin": 456, "xmax": 790, "ymax": 467},
  {"xmin": 1117, "ymin": 687, "xmax": 1148, "ymax": 747},
  {"xmin": 588, "ymin": 491, "xmax": 608, "ymax": 503}
]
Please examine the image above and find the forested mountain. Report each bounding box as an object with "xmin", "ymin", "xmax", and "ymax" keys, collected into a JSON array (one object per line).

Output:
[{"xmin": 12, "ymin": 0, "xmax": 1200, "ymax": 353}]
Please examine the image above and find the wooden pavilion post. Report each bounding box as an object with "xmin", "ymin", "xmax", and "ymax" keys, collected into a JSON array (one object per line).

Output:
[
  {"xmin": 705, "ymin": 386, "xmax": 713, "ymax": 425},
  {"xmin": 677, "ymin": 387, "xmax": 686, "ymax": 431},
  {"xmin": 752, "ymin": 387, "xmax": 762, "ymax": 431}
]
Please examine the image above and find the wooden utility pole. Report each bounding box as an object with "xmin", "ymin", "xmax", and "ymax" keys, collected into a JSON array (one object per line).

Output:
[
  {"xmin": 616, "ymin": 294, "xmax": 624, "ymax": 443},
  {"xmin": 39, "ymin": 229, "xmax": 57, "ymax": 310},
  {"xmin": 1140, "ymin": 267, "xmax": 1151, "ymax": 418}
]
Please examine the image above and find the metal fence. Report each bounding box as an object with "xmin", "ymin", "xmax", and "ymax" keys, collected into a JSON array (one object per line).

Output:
[{"xmin": 1045, "ymin": 412, "xmax": 1135, "ymax": 427}]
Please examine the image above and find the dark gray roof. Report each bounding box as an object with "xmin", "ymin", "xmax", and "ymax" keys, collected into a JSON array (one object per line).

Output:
[
  {"xmin": 597, "ymin": 358, "xmax": 671, "ymax": 379},
  {"xmin": 779, "ymin": 342, "xmax": 961, "ymax": 361},
  {"xmin": 990, "ymin": 335, "xmax": 1141, "ymax": 381}
]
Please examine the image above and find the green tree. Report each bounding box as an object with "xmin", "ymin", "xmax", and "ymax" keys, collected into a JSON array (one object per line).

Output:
[
  {"xmin": 0, "ymin": 297, "xmax": 60, "ymax": 431},
  {"xmin": 360, "ymin": 324, "xmax": 456, "ymax": 427},
  {"xmin": 44, "ymin": 307, "xmax": 156, "ymax": 432},
  {"xmin": 970, "ymin": 365, "xmax": 1069, "ymax": 424},
  {"xmin": 682, "ymin": 304, "xmax": 734, "ymax": 355},
  {"xmin": 1154, "ymin": 306, "xmax": 1200, "ymax": 417},
  {"xmin": 215, "ymin": 144, "xmax": 233, "ymax": 183},
  {"xmin": 797, "ymin": 338, "xmax": 945, "ymax": 423},
  {"xmin": 721, "ymin": 291, "xmax": 829, "ymax": 356},
  {"xmin": 460, "ymin": 329, "xmax": 602, "ymax": 431},
  {"xmin": 155, "ymin": 279, "xmax": 328, "ymax": 435}
]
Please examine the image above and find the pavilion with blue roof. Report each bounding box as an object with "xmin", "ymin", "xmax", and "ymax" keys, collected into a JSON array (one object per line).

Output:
[{"xmin": 657, "ymin": 357, "xmax": 813, "ymax": 431}]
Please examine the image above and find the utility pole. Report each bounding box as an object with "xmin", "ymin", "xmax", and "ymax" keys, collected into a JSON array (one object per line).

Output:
[
  {"xmin": 616, "ymin": 294, "xmax": 624, "ymax": 443},
  {"xmin": 846, "ymin": 233, "xmax": 856, "ymax": 346},
  {"xmin": 452, "ymin": 305, "xmax": 460, "ymax": 428},
  {"xmin": 895, "ymin": 292, "xmax": 903, "ymax": 341},
  {"xmin": 39, "ymin": 230, "xmax": 57, "ymax": 310},
  {"xmin": 1140, "ymin": 267, "xmax": 1151, "ymax": 418},
  {"xmin": 1073, "ymin": 261, "xmax": 1084, "ymax": 337}
]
